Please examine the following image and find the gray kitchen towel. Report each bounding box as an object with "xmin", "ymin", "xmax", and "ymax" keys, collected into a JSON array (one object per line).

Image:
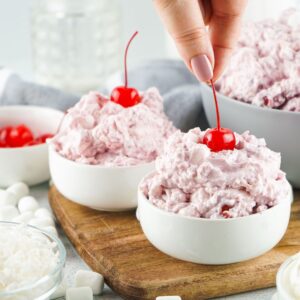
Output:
[{"xmin": 0, "ymin": 60, "xmax": 210, "ymax": 131}]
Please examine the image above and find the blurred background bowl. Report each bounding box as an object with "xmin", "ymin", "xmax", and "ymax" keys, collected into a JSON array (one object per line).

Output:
[
  {"xmin": 0, "ymin": 105, "xmax": 63, "ymax": 187},
  {"xmin": 201, "ymin": 83, "xmax": 300, "ymax": 188}
]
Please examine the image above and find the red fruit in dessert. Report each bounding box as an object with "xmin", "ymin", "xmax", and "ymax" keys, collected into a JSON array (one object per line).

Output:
[
  {"xmin": 203, "ymin": 80, "xmax": 236, "ymax": 152},
  {"xmin": 111, "ymin": 31, "xmax": 141, "ymax": 108},
  {"xmin": 7, "ymin": 125, "xmax": 34, "ymax": 147},
  {"xmin": 203, "ymin": 128, "xmax": 236, "ymax": 152},
  {"xmin": 221, "ymin": 205, "xmax": 232, "ymax": 219}
]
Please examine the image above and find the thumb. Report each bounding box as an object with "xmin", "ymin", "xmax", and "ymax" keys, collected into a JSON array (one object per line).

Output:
[{"xmin": 154, "ymin": 0, "xmax": 214, "ymax": 82}]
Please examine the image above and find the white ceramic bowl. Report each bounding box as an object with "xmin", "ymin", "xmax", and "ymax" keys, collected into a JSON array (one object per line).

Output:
[
  {"xmin": 49, "ymin": 147, "xmax": 155, "ymax": 211},
  {"xmin": 201, "ymin": 83, "xmax": 300, "ymax": 188},
  {"xmin": 276, "ymin": 252, "xmax": 300, "ymax": 300},
  {"xmin": 138, "ymin": 177, "xmax": 292, "ymax": 265},
  {"xmin": 0, "ymin": 106, "xmax": 64, "ymax": 187}
]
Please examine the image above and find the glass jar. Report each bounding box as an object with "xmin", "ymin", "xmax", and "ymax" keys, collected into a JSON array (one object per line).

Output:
[{"xmin": 31, "ymin": 0, "xmax": 121, "ymax": 94}]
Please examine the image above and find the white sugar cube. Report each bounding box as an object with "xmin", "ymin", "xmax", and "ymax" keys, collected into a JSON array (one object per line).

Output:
[
  {"xmin": 75, "ymin": 270, "xmax": 104, "ymax": 295},
  {"xmin": 156, "ymin": 297, "xmax": 182, "ymax": 300},
  {"xmin": 0, "ymin": 205, "xmax": 19, "ymax": 221},
  {"xmin": 34, "ymin": 208, "xmax": 53, "ymax": 219},
  {"xmin": 50, "ymin": 279, "xmax": 67, "ymax": 299},
  {"xmin": 18, "ymin": 196, "xmax": 39, "ymax": 213},
  {"xmin": 43, "ymin": 226, "xmax": 58, "ymax": 236},
  {"xmin": 0, "ymin": 190, "xmax": 18, "ymax": 207},
  {"xmin": 66, "ymin": 287, "xmax": 93, "ymax": 300},
  {"xmin": 7, "ymin": 182, "xmax": 29, "ymax": 201},
  {"xmin": 29, "ymin": 216, "xmax": 54, "ymax": 228},
  {"xmin": 12, "ymin": 211, "xmax": 34, "ymax": 224}
]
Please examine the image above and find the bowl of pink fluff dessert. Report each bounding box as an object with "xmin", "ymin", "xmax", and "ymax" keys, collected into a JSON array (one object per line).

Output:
[
  {"xmin": 138, "ymin": 128, "xmax": 292, "ymax": 264},
  {"xmin": 201, "ymin": 9, "xmax": 300, "ymax": 187},
  {"xmin": 49, "ymin": 87, "xmax": 175, "ymax": 211}
]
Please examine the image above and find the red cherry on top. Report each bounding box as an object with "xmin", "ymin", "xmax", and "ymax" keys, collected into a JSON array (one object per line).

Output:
[
  {"xmin": 203, "ymin": 128, "xmax": 235, "ymax": 152},
  {"xmin": 111, "ymin": 86, "xmax": 140, "ymax": 108},
  {"xmin": 111, "ymin": 31, "xmax": 141, "ymax": 108},
  {"xmin": 203, "ymin": 80, "xmax": 236, "ymax": 152}
]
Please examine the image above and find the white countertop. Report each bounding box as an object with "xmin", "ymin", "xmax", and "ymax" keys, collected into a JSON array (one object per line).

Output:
[{"xmin": 32, "ymin": 183, "xmax": 276, "ymax": 300}]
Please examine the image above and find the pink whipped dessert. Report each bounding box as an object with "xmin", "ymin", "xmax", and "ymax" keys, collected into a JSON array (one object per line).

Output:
[
  {"xmin": 51, "ymin": 87, "xmax": 175, "ymax": 166},
  {"xmin": 140, "ymin": 128, "xmax": 290, "ymax": 219},
  {"xmin": 218, "ymin": 9, "xmax": 300, "ymax": 112}
]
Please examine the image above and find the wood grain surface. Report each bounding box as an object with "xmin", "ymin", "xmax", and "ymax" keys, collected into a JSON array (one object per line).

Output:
[{"xmin": 49, "ymin": 186, "xmax": 300, "ymax": 300}]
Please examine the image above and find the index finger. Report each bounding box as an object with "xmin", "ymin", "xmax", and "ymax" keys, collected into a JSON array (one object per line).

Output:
[{"xmin": 209, "ymin": 0, "xmax": 248, "ymax": 81}]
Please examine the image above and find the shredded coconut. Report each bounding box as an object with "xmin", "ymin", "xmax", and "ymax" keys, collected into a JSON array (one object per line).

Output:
[{"xmin": 0, "ymin": 224, "xmax": 59, "ymax": 292}]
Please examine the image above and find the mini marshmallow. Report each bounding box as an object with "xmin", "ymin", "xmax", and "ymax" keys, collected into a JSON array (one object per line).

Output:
[
  {"xmin": 18, "ymin": 196, "xmax": 39, "ymax": 213},
  {"xmin": 34, "ymin": 208, "xmax": 53, "ymax": 219},
  {"xmin": 29, "ymin": 216, "xmax": 54, "ymax": 228},
  {"xmin": 43, "ymin": 226, "xmax": 58, "ymax": 236},
  {"xmin": 7, "ymin": 182, "xmax": 29, "ymax": 201},
  {"xmin": 0, "ymin": 190, "xmax": 18, "ymax": 207},
  {"xmin": 50, "ymin": 279, "xmax": 67, "ymax": 299},
  {"xmin": 66, "ymin": 287, "xmax": 93, "ymax": 300},
  {"xmin": 75, "ymin": 270, "xmax": 104, "ymax": 295},
  {"xmin": 12, "ymin": 211, "xmax": 34, "ymax": 224},
  {"xmin": 156, "ymin": 297, "xmax": 182, "ymax": 300},
  {"xmin": 0, "ymin": 205, "xmax": 19, "ymax": 221}
]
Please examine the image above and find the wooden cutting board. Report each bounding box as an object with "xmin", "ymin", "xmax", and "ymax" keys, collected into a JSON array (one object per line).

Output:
[{"xmin": 49, "ymin": 186, "xmax": 300, "ymax": 300}]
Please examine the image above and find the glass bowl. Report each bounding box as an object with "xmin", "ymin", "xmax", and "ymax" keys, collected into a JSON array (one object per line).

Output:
[
  {"xmin": 0, "ymin": 221, "xmax": 66, "ymax": 300},
  {"xmin": 276, "ymin": 252, "xmax": 300, "ymax": 300}
]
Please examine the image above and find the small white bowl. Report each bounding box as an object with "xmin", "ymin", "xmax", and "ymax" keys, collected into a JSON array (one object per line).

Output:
[
  {"xmin": 49, "ymin": 147, "xmax": 155, "ymax": 211},
  {"xmin": 0, "ymin": 106, "xmax": 64, "ymax": 187},
  {"xmin": 138, "ymin": 178, "xmax": 292, "ymax": 265},
  {"xmin": 276, "ymin": 252, "xmax": 300, "ymax": 300},
  {"xmin": 201, "ymin": 83, "xmax": 300, "ymax": 188}
]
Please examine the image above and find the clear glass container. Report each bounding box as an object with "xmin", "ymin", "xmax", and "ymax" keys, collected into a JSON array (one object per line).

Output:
[
  {"xmin": 276, "ymin": 252, "xmax": 300, "ymax": 300},
  {"xmin": 31, "ymin": 0, "xmax": 121, "ymax": 94},
  {"xmin": 0, "ymin": 222, "xmax": 66, "ymax": 300}
]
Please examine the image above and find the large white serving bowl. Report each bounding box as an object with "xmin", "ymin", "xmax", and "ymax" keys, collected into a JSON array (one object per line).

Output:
[
  {"xmin": 0, "ymin": 106, "xmax": 64, "ymax": 187},
  {"xmin": 201, "ymin": 83, "xmax": 300, "ymax": 188},
  {"xmin": 138, "ymin": 177, "xmax": 292, "ymax": 265},
  {"xmin": 49, "ymin": 147, "xmax": 155, "ymax": 211}
]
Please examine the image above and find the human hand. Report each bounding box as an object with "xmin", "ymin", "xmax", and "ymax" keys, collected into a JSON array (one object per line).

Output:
[{"xmin": 154, "ymin": 0, "xmax": 248, "ymax": 82}]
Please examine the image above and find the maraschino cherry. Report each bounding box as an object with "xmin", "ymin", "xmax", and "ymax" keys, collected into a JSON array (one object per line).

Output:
[
  {"xmin": 0, "ymin": 124, "xmax": 53, "ymax": 148},
  {"xmin": 203, "ymin": 80, "xmax": 236, "ymax": 152},
  {"xmin": 111, "ymin": 31, "xmax": 141, "ymax": 108}
]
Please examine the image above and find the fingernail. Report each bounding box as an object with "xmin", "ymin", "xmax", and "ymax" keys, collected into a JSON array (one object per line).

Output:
[{"xmin": 191, "ymin": 54, "xmax": 213, "ymax": 82}]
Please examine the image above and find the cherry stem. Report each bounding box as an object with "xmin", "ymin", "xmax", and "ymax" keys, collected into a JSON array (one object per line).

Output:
[
  {"xmin": 124, "ymin": 31, "xmax": 139, "ymax": 88},
  {"xmin": 210, "ymin": 79, "xmax": 221, "ymax": 131}
]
